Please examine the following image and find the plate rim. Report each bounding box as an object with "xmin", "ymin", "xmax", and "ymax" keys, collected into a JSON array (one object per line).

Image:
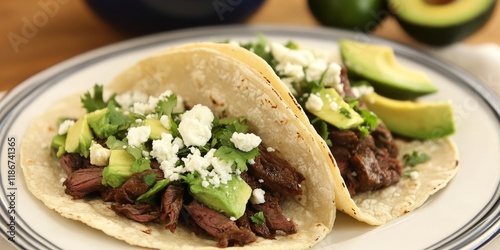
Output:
[{"xmin": 0, "ymin": 24, "xmax": 499, "ymax": 250}]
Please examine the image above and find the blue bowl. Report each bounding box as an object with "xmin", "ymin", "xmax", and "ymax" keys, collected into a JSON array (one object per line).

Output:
[{"xmin": 84, "ymin": 0, "xmax": 266, "ymax": 35}]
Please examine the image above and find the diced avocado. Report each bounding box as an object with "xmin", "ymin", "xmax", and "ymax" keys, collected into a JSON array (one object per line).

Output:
[
  {"xmin": 308, "ymin": 88, "xmax": 364, "ymax": 130},
  {"xmin": 188, "ymin": 175, "xmax": 252, "ymax": 219},
  {"xmin": 340, "ymin": 39, "xmax": 438, "ymax": 99},
  {"xmin": 142, "ymin": 118, "xmax": 171, "ymax": 140},
  {"xmin": 64, "ymin": 115, "xmax": 93, "ymax": 158},
  {"xmin": 102, "ymin": 149, "xmax": 135, "ymax": 188},
  {"xmin": 51, "ymin": 134, "xmax": 66, "ymax": 158},
  {"xmin": 388, "ymin": 0, "xmax": 496, "ymax": 46},
  {"xmin": 361, "ymin": 92, "xmax": 455, "ymax": 139}
]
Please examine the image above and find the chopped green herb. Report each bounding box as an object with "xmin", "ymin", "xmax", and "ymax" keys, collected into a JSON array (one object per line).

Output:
[
  {"xmin": 311, "ymin": 117, "xmax": 332, "ymax": 147},
  {"xmin": 285, "ymin": 41, "xmax": 300, "ymax": 50},
  {"xmin": 81, "ymin": 84, "xmax": 117, "ymax": 113},
  {"xmin": 106, "ymin": 136, "xmax": 127, "ymax": 150},
  {"xmin": 339, "ymin": 107, "xmax": 352, "ymax": 118},
  {"xmin": 250, "ymin": 211, "xmax": 266, "ymax": 225},
  {"xmin": 156, "ymin": 94, "xmax": 177, "ymax": 117},
  {"xmin": 142, "ymin": 172, "xmax": 158, "ymax": 187},
  {"xmin": 214, "ymin": 146, "xmax": 259, "ymax": 172},
  {"xmin": 403, "ymin": 150, "xmax": 431, "ymax": 167},
  {"xmin": 136, "ymin": 179, "xmax": 170, "ymax": 202}
]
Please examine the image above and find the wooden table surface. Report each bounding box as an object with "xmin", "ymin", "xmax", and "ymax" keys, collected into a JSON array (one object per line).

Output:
[{"xmin": 1, "ymin": 0, "xmax": 499, "ymax": 92}]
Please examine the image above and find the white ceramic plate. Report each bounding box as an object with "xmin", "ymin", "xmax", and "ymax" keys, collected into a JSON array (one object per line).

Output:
[{"xmin": 0, "ymin": 25, "xmax": 499, "ymax": 250}]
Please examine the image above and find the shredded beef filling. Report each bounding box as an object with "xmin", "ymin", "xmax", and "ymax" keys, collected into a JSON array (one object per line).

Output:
[
  {"xmin": 328, "ymin": 68, "xmax": 402, "ymax": 196},
  {"xmin": 60, "ymin": 144, "xmax": 303, "ymax": 247},
  {"xmin": 185, "ymin": 200, "xmax": 257, "ymax": 248}
]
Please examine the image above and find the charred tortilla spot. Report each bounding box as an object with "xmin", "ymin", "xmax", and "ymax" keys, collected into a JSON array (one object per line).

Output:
[
  {"xmin": 48, "ymin": 126, "xmax": 56, "ymax": 132},
  {"xmin": 271, "ymin": 88, "xmax": 283, "ymax": 101},
  {"xmin": 263, "ymin": 76, "xmax": 271, "ymax": 83},
  {"xmin": 142, "ymin": 229, "xmax": 153, "ymax": 234},
  {"xmin": 209, "ymin": 95, "xmax": 220, "ymax": 106},
  {"xmin": 455, "ymin": 160, "xmax": 459, "ymax": 167}
]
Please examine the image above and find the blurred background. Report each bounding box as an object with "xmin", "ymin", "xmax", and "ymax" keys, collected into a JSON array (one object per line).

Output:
[{"xmin": 0, "ymin": 0, "xmax": 499, "ymax": 92}]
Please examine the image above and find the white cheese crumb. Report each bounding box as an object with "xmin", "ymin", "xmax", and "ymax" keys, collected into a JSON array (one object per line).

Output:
[
  {"xmin": 115, "ymin": 91, "xmax": 148, "ymax": 109},
  {"xmin": 127, "ymin": 126, "xmax": 151, "ymax": 147},
  {"xmin": 266, "ymin": 147, "xmax": 275, "ymax": 152},
  {"xmin": 305, "ymin": 60, "xmax": 327, "ymax": 83},
  {"xmin": 230, "ymin": 132, "xmax": 262, "ymax": 152},
  {"xmin": 305, "ymin": 94, "xmax": 323, "ymax": 112},
  {"xmin": 89, "ymin": 142, "xmax": 111, "ymax": 167},
  {"xmin": 258, "ymin": 179, "xmax": 264, "ymax": 183},
  {"xmin": 178, "ymin": 104, "xmax": 214, "ymax": 147},
  {"xmin": 202, "ymin": 180, "xmax": 210, "ymax": 188},
  {"xmin": 330, "ymin": 101, "xmax": 339, "ymax": 111},
  {"xmin": 409, "ymin": 171, "xmax": 419, "ymax": 180},
  {"xmin": 322, "ymin": 63, "xmax": 342, "ymax": 89},
  {"xmin": 58, "ymin": 119, "xmax": 75, "ymax": 135},
  {"xmin": 160, "ymin": 115, "xmax": 171, "ymax": 129},
  {"xmin": 230, "ymin": 217, "xmax": 236, "ymax": 221},
  {"xmin": 150, "ymin": 133, "xmax": 180, "ymax": 163},
  {"xmin": 250, "ymin": 188, "xmax": 266, "ymax": 204},
  {"xmin": 351, "ymin": 85, "xmax": 374, "ymax": 98}
]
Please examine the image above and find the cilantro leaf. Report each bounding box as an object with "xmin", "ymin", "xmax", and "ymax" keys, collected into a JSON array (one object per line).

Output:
[
  {"xmin": 339, "ymin": 107, "xmax": 352, "ymax": 118},
  {"xmin": 81, "ymin": 84, "xmax": 118, "ymax": 113},
  {"xmin": 142, "ymin": 172, "xmax": 158, "ymax": 187},
  {"xmin": 88, "ymin": 103, "xmax": 133, "ymax": 139},
  {"xmin": 156, "ymin": 94, "xmax": 177, "ymax": 117},
  {"xmin": 214, "ymin": 146, "xmax": 259, "ymax": 172},
  {"xmin": 211, "ymin": 117, "xmax": 249, "ymax": 148},
  {"xmin": 311, "ymin": 117, "xmax": 332, "ymax": 147},
  {"xmin": 403, "ymin": 151, "xmax": 431, "ymax": 167},
  {"xmin": 106, "ymin": 136, "xmax": 127, "ymax": 150},
  {"xmin": 136, "ymin": 179, "xmax": 170, "ymax": 203},
  {"xmin": 250, "ymin": 212, "xmax": 266, "ymax": 225},
  {"xmin": 126, "ymin": 146, "xmax": 151, "ymax": 173}
]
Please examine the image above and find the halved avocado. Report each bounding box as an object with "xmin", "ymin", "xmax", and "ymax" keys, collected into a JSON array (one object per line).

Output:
[
  {"xmin": 361, "ymin": 92, "xmax": 455, "ymax": 139},
  {"xmin": 340, "ymin": 39, "xmax": 438, "ymax": 99},
  {"xmin": 388, "ymin": 0, "xmax": 497, "ymax": 46}
]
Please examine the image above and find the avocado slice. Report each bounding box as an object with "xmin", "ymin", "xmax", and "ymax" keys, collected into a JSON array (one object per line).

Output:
[
  {"xmin": 307, "ymin": 88, "xmax": 364, "ymax": 129},
  {"xmin": 340, "ymin": 39, "xmax": 438, "ymax": 99},
  {"xmin": 142, "ymin": 118, "xmax": 171, "ymax": 140},
  {"xmin": 102, "ymin": 149, "xmax": 136, "ymax": 188},
  {"xmin": 388, "ymin": 0, "xmax": 496, "ymax": 46},
  {"xmin": 361, "ymin": 92, "xmax": 455, "ymax": 139},
  {"xmin": 188, "ymin": 175, "xmax": 252, "ymax": 219},
  {"xmin": 64, "ymin": 115, "xmax": 93, "ymax": 158},
  {"xmin": 51, "ymin": 134, "xmax": 67, "ymax": 158}
]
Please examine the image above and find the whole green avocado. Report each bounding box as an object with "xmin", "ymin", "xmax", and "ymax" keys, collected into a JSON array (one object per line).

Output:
[
  {"xmin": 388, "ymin": 0, "xmax": 497, "ymax": 46},
  {"xmin": 307, "ymin": 0, "xmax": 389, "ymax": 32}
]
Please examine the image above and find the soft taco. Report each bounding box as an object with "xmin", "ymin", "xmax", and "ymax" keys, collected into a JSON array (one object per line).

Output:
[
  {"xmin": 226, "ymin": 38, "xmax": 460, "ymax": 225},
  {"xmin": 20, "ymin": 43, "xmax": 336, "ymax": 249}
]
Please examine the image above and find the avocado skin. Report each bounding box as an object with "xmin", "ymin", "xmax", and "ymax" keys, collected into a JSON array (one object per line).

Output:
[{"xmin": 390, "ymin": 1, "xmax": 497, "ymax": 46}]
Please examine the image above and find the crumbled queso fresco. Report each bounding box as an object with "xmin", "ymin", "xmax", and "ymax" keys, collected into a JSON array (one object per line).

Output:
[
  {"xmin": 268, "ymin": 42, "xmax": 344, "ymax": 98},
  {"xmin": 63, "ymin": 89, "xmax": 264, "ymax": 189}
]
